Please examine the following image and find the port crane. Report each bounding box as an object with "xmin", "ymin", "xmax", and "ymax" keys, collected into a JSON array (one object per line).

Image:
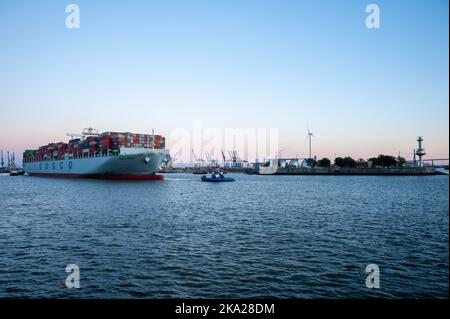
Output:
[
  {"xmin": 231, "ymin": 150, "xmax": 246, "ymax": 163},
  {"xmin": 191, "ymin": 149, "xmax": 206, "ymax": 166},
  {"xmin": 221, "ymin": 150, "xmax": 246, "ymax": 168},
  {"xmin": 221, "ymin": 150, "xmax": 226, "ymax": 163},
  {"xmin": 5, "ymin": 151, "xmax": 16, "ymax": 170},
  {"xmin": 227, "ymin": 150, "xmax": 240, "ymax": 163},
  {"xmin": 204, "ymin": 151, "xmax": 219, "ymax": 166},
  {"xmin": 67, "ymin": 127, "xmax": 99, "ymax": 140},
  {"xmin": 0, "ymin": 150, "xmax": 16, "ymax": 173}
]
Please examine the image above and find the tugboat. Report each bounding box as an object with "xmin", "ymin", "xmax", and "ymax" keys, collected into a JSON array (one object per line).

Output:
[{"xmin": 201, "ymin": 170, "xmax": 235, "ymax": 182}]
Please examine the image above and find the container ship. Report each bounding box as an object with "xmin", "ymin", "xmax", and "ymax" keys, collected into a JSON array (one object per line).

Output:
[{"xmin": 22, "ymin": 128, "xmax": 169, "ymax": 180}]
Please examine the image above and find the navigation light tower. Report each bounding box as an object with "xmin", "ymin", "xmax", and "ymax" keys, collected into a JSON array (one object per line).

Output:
[{"xmin": 415, "ymin": 136, "xmax": 426, "ymax": 167}]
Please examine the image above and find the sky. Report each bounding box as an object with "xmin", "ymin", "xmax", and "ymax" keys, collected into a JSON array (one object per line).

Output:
[{"xmin": 0, "ymin": 0, "xmax": 448, "ymax": 163}]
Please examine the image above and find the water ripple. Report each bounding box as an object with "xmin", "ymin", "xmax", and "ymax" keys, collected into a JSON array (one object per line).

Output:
[{"xmin": 0, "ymin": 174, "xmax": 448, "ymax": 298}]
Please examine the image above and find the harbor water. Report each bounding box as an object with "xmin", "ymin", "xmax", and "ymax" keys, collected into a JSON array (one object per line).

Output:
[{"xmin": 0, "ymin": 174, "xmax": 448, "ymax": 298}]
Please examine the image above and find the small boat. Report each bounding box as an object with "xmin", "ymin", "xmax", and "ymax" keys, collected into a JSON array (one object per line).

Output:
[
  {"xmin": 201, "ymin": 172, "xmax": 235, "ymax": 182},
  {"xmin": 10, "ymin": 170, "xmax": 25, "ymax": 176},
  {"xmin": 193, "ymin": 170, "xmax": 209, "ymax": 175}
]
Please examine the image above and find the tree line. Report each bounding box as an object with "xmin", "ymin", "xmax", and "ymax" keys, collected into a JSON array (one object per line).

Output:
[{"xmin": 306, "ymin": 154, "xmax": 407, "ymax": 168}]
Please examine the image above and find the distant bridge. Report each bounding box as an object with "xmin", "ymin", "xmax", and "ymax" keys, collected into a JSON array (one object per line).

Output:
[{"xmin": 422, "ymin": 158, "xmax": 449, "ymax": 166}]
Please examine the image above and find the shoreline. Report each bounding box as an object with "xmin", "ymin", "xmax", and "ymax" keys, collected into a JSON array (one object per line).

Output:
[{"xmin": 160, "ymin": 167, "xmax": 448, "ymax": 176}]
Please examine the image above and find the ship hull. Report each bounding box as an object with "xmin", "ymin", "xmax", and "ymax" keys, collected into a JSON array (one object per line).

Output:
[
  {"xmin": 23, "ymin": 149, "xmax": 168, "ymax": 180},
  {"xmin": 27, "ymin": 172, "xmax": 164, "ymax": 180}
]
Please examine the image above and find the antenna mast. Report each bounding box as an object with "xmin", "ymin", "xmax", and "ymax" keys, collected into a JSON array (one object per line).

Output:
[{"xmin": 415, "ymin": 136, "xmax": 426, "ymax": 167}]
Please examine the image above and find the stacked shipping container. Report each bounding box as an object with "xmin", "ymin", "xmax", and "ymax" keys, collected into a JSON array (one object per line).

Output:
[{"xmin": 23, "ymin": 131, "xmax": 166, "ymax": 163}]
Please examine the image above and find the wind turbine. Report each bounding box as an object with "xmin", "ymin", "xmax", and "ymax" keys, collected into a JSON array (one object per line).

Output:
[{"xmin": 306, "ymin": 126, "xmax": 314, "ymax": 159}]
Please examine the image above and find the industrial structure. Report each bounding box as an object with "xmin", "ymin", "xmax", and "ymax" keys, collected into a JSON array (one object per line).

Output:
[
  {"xmin": 414, "ymin": 136, "xmax": 426, "ymax": 167},
  {"xmin": 0, "ymin": 150, "xmax": 17, "ymax": 173}
]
